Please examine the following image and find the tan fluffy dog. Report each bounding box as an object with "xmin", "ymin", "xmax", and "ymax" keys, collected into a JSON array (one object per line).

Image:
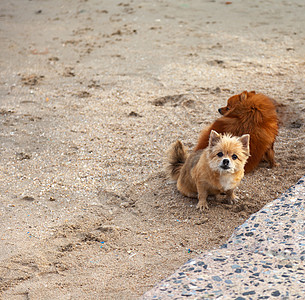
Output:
[{"xmin": 166, "ymin": 130, "xmax": 250, "ymax": 211}]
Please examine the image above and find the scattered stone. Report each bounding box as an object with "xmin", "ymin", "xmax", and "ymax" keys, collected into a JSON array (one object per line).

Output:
[
  {"xmin": 128, "ymin": 111, "xmax": 142, "ymax": 117},
  {"xmin": 16, "ymin": 152, "xmax": 31, "ymax": 160}
]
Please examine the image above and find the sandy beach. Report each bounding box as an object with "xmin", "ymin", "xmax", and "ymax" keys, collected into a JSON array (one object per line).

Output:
[{"xmin": 1, "ymin": 0, "xmax": 304, "ymax": 298}]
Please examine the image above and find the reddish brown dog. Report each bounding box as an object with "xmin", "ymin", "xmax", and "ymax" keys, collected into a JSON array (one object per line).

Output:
[{"xmin": 195, "ymin": 91, "xmax": 279, "ymax": 173}]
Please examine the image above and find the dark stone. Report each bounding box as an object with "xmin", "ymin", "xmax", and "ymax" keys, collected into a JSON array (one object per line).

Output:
[
  {"xmin": 214, "ymin": 258, "xmax": 226, "ymax": 262},
  {"xmin": 242, "ymin": 291, "xmax": 256, "ymax": 295},
  {"xmin": 271, "ymin": 290, "xmax": 281, "ymax": 296}
]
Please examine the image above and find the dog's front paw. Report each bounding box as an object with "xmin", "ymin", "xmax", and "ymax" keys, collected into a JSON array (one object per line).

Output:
[
  {"xmin": 227, "ymin": 196, "xmax": 238, "ymax": 205},
  {"xmin": 196, "ymin": 200, "xmax": 209, "ymax": 211}
]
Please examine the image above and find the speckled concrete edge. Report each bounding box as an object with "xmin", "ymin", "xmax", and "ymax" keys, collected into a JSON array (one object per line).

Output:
[{"xmin": 142, "ymin": 175, "xmax": 305, "ymax": 299}]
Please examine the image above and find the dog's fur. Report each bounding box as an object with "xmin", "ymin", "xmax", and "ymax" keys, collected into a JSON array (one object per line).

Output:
[
  {"xmin": 194, "ymin": 91, "xmax": 279, "ymax": 173},
  {"xmin": 166, "ymin": 130, "xmax": 250, "ymax": 211}
]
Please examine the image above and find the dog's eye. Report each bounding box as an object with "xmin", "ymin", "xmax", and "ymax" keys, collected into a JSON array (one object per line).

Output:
[
  {"xmin": 217, "ymin": 152, "xmax": 224, "ymax": 157},
  {"xmin": 232, "ymin": 154, "xmax": 238, "ymax": 160},
  {"xmin": 226, "ymin": 107, "xmax": 230, "ymax": 111}
]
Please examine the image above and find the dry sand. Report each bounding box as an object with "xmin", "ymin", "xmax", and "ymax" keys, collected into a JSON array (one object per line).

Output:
[{"xmin": 0, "ymin": 0, "xmax": 305, "ymax": 299}]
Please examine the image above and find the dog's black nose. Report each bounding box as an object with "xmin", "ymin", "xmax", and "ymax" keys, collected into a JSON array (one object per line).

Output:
[
  {"xmin": 222, "ymin": 159, "xmax": 229, "ymax": 166},
  {"xmin": 218, "ymin": 108, "xmax": 222, "ymax": 114}
]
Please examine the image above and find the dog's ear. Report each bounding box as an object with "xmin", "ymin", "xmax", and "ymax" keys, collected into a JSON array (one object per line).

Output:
[
  {"xmin": 240, "ymin": 91, "xmax": 249, "ymax": 101},
  {"xmin": 239, "ymin": 134, "xmax": 250, "ymax": 155},
  {"xmin": 249, "ymin": 90, "xmax": 256, "ymax": 95},
  {"xmin": 209, "ymin": 130, "xmax": 221, "ymax": 148}
]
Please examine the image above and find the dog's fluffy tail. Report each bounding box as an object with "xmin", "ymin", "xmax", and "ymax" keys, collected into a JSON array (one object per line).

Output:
[{"xmin": 166, "ymin": 141, "xmax": 188, "ymax": 181}]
